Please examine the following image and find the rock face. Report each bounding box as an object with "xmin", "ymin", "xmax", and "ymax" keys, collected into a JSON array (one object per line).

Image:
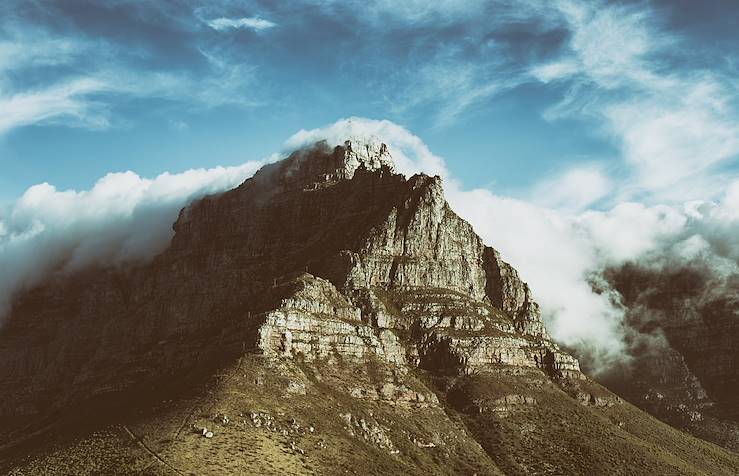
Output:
[
  {"xmin": 167, "ymin": 139, "xmax": 578, "ymax": 377},
  {"xmin": 1, "ymin": 140, "xmax": 737, "ymax": 475},
  {"xmin": 602, "ymin": 263, "xmax": 739, "ymax": 451},
  {"xmin": 255, "ymin": 272, "xmax": 577, "ymax": 376}
]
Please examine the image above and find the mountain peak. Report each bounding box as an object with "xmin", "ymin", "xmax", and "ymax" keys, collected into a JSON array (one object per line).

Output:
[
  {"xmin": 342, "ymin": 138, "xmax": 395, "ymax": 176},
  {"xmin": 245, "ymin": 139, "xmax": 396, "ymax": 195}
]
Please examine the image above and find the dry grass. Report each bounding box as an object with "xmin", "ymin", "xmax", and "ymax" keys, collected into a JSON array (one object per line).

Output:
[{"xmin": 4, "ymin": 357, "xmax": 738, "ymax": 475}]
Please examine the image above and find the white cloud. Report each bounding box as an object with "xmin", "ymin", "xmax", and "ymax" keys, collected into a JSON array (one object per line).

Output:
[
  {"xmin": 530, "ymin": 164, "xmax": 614, "ymax": 211},
  {"xmin": 0, "ymin": 62, "xmax": 259, "ymax": 135},
  {"xmin": 0, "ymin": 60, "xmax": 258, "ymax": 135},
  {"xmin": 555, "ymin": 0, "xmax": 655, "ymax": 88},
  {"xmin": 531, "ymin": 1, "xmax": 739, "ymax": 201},
  {"xmin": 530, "ymin": 60, "xmax": 580, "ymax": 83},
  {"xmin": 604, "ymin": 76, "xmax": 739, "ymax": 198},
  {"xmin": 0, "ymin": 36, "xmax": 82, "ymax": 73},
  {"xmin": 284, "ymin": 117, "xmax": 448, "ymax": 178},
  {"xmin": 0, "ymin": 17, "xmax": 260, "ymax": 136},
  {"xmin": 0, "ymin": 24, "xmax": 115, "ymax": 132},
  {"xmin": 0, "ymin": 78, "xmax": 111, "ymax": 134},
  {"xmin": 445, "ymin": 186, "xmax": 630, "ymax": 369},
  {"xmin": 721, "ymin": 180, "xmax": 739, "ymax": 220},
  {"xmin": 391, "ymin": 56, "xmax": 516, "ymax": 128},
  {"xmin": 0, "ymin": 161, "xmax": 262, "ymax": 319},
  {"xmin": 316, "ymin": 0, "xmax": 488, "ymax": 24},
  {"xmin": 577, "ymin": 202, "xmax": 688, "ymax": 264},
  {"xmin": 447, "ymin": 181, "xmax": 739, "ymax": 371},
  {"xmin": 206, "ymin": 17, "xmax": 276, "ymax": 32}
]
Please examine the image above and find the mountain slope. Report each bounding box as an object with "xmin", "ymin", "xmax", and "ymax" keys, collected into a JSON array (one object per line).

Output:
[
  {"xmin": 600, "ymin": 263, "xmax": 739, "ymax": 451},
  {"xmin": 1, "ymin": 140, "xmax": 738, "ymax": 475}
]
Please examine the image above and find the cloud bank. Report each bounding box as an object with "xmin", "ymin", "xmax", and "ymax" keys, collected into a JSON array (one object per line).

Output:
[
  {"xmin": 0, "ymin": 162, "xmax": 261, "ymax": 318},
  {"xmin": 284, "ymin": 118, "xmax": 448, "ymax": 178}
]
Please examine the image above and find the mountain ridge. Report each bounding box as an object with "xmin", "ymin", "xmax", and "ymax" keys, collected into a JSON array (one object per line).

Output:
[{"xmin": 1, "ymin": 140, "xmax": 737, "ymax": 475}]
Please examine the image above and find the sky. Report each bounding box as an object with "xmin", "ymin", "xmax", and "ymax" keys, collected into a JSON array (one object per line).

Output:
[
  {"xmin": 1, "ymin": 0, "xmax": 735, "ymax": 203},
  {"xmin": 1, "ymin": 0, "xmax": 738, "ymax": 372}
]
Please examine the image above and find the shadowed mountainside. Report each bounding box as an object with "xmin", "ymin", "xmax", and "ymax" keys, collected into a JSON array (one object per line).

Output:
[{"xmin": 600, "ymin": 263, "xmax": 739, "ymax": 451}]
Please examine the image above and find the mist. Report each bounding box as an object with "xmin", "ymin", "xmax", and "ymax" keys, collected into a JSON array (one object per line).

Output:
[{"xmin": 0, "ymin": 163, "xmax": 261, "ymax": 320}]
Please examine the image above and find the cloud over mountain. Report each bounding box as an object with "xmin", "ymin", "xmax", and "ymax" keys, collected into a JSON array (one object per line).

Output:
[
  {"xmin": 0, "ymin": 162, "xmax": 261, "ymax": 319},
  {"xmin": 283, "ymin": 118, "xmax": 739, "ymax": 372},
  {"xmin": 4, "ymin": 117, "xmax": 738, "ymax": 375}
]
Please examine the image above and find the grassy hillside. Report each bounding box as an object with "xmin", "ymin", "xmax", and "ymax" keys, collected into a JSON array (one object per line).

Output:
[{"xmin": 3, "ymin": 355, "xmax": 738, "ymax": 475}]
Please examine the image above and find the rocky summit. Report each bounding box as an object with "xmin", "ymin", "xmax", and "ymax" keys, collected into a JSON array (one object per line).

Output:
[{"xmin": 1, "ymin": 141, "xmax": 738, "ymax": 475}]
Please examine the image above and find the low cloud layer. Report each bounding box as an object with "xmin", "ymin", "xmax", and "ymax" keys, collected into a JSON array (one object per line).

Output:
[
  {"xmin": 284, "ymin": 118, "xmax": 448, "ymax": 178},
  {"xmin": 0, "ymin": 162, "xmax": 261, "ymax": 317}
]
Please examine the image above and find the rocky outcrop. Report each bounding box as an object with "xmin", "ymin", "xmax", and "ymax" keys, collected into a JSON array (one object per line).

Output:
[
  {"xmin": 254, "ymin": 273, "xmax": 578, "ymax": 377},
  {"xmin": 256, "ymin": 274, "xmax": 407, "ymax": 366}
]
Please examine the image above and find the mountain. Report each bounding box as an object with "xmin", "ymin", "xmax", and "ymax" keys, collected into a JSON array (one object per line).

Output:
[
  {"xmin": 600, "ymin": 263, "xmax": 739, "ymax": 451},
  {"xmin": 1, "ymin": 140, "xmax": 738, "ymax": 475}
]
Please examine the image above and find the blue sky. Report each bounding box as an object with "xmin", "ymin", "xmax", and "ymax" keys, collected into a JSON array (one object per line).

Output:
[{"xmin": 1, "ymin": 0, "xmax": 736, "ymax": 206}]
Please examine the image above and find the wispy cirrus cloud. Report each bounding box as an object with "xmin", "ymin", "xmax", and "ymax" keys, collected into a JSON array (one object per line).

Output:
[
  {"xmin": 0, "ymin": 78, "xmax": 111, "ymax": 134},
  {"xmin": 529, "ymin": 163, "xmax": 614, "ymax": 211},
  {"xmin": 326, "ymin": 0, "xmax": 739, "ymax": 204},
  {"xmin": 386, "ymin": 48, "xmax": 523, "ymax": 129},
  {"xmin": 531, "ymin": 0, "xmax": 739, "ymax": 202},
  {"xmin": 0, "ymin": 1, "xmax": 263, "ymax": 137},
  {"xmin": 205, "ymin": 16, "xmax": 275, "ymax": 32},
  {"xmin": 0, "ymin": 59, "xmax": 258, "ymax": 135}
]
